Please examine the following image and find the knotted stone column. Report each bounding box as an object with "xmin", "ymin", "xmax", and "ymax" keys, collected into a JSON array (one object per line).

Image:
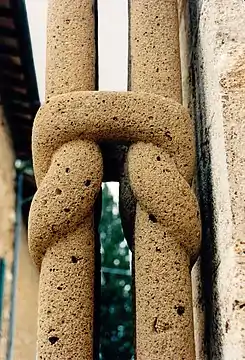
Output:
[
  {"xmin": 29, "ymin": 1, "xmax": 201, "ymax": 359},
  {"xmin": 127, "ymin": 0, "xmax": 201, "ymax": 358},
  {"xmin": 28, "ymin": 1, "xmax": 102, "ymax": 359}
]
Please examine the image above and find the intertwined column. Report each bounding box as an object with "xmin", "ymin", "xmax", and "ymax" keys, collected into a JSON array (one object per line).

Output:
[
  {"xmin": 128, "ymin": 0, "xmax": 201, "ymax": 358},
  {"xmin": 28, "ymin": 1, "xmax": 102, "ymax": 359},
  {"xmin": 29, "ymin": 1, "xmax": 201, "ymax": 359}
]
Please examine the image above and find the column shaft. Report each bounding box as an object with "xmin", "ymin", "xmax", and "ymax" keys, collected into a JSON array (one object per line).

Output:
[
  {"xmin": 46, "ymin": 0, "xmax": 96, "ymax": 98},
  {"xmin": 29, "ymin": 1, "xmax": 100, "ymax": 359},
  {"xmin": 129, "ymin": 1, "xmax": 198, "ymax": 358},
  {"xmin": 129, "ymin": 0, "xmax": 181, "ymax": 101}
]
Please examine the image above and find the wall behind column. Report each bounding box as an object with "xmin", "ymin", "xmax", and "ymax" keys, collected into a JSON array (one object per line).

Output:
[
  {"xmin": 0, "ymin": 106, "xmax": 15, "ymax": 360},
  {"xmin": 0, "ymin": 106, "xmax": 39, "ymax": 360},
  {"xmin": 14, "ymin": 225, "xmax": 39, "ymax": 360},
  {"xmin": 178, "ymin": 0, "xmax": 245, "ymax": 359}
]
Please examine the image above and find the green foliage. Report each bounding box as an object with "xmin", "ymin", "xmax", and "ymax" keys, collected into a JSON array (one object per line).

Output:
[{"xmin": 99, "ymin": 184, "xmax": 134, "ymax": 360}]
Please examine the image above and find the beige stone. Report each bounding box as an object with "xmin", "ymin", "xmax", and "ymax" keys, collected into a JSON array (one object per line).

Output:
[
  {"xmin": 30, "ymin": 1, "xmax": 201, "ymax": 359},
  {"xmin": 177, "ymin": 0, "xmax": 245, "ymax": 358},
  {"xmin": 128, "ymin": 0, "xmax": 201, "ymax": 358},
  {"xmin": 29, "ymin": 1, "xmax": 100, "ymax": 359},
  {"xmin": 129, "ymin": 0, "xmax": 182, "ymax": 101},
  {"xmin": 46, "ymin": 0, "xmax": 97, "ymax": 98},
  {"xmin": 31, "ymin": 84, "xmax": 199, "ymax": 358}
]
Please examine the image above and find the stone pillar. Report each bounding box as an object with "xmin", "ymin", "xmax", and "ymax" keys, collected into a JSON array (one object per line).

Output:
[
  {"xmin": 28, "ymin": 1, "xmax": 102, "ymax": 359},
  {"xmin": 128, "ymin": 0, "xmax": 201, "ymax": 358},
  {"xmin": 45, "ymin": 0, "xmax": 96, "ymax": 98},
  {"xmin": 29, "ymin": 1, "xmax": 201, "ymax": 359}
]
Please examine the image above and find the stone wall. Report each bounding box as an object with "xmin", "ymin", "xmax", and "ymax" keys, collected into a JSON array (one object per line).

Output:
[{"xmin": 178, "ymin": 1, "xmax": 245, "ymax": 359}]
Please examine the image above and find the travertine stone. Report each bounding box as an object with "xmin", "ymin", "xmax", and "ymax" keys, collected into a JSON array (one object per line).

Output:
[
  {"xmin": 29, "ymin": 140, "xmax": 102, "ymax": 359},
  {"xmin": 183, "ymin": 0, "xmax": 245, "ymax": 358},
  {"xmin": 177, "ymin": 2, "xmax": 206, "ymax": 358},
  {"xmin": 32, "ymin": 92, "xmax": 194, "ymax": 185},
  {"xmin": 30, "ymin": 1, "xmax": 201, "ymax": 359},
  {"xmin": 129, "ymin": 0, "xmax": 182, "ymax": 102},
  {"xmin": 46, "ymin": 0, "xmax": 96, "ymax": 98},
  {"xmin": 31, "ymin": 88, "xmax": 197, "ymax": 359},
  {"xmin": 128, "ymin": 0, "xmax": 201, "ymax": 358},
  {"xmin": 29, "ymin": 1, "xmax": 100, "ymax": 359}
]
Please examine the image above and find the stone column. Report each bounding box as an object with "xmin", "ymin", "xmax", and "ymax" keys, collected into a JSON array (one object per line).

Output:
[
  {"xmin": 28, "ymin": 1, "xmax": 102, "ymax": 359},
  {"xmin": 128, "ymin": 1, "xmax": 201, "ymax": 358}
]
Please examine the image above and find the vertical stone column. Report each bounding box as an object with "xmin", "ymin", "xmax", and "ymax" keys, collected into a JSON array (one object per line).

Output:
[
  {"xmin": 129, "ymin": 0, "xmax": 181, "ymax": 101},
  {"xmin": 45, "ymin": 0, "xmax": 96, "ymax": 98},
  {"xmin": 128, "ymin": 1, "xmax": 200, "ymax": 358},
  {"xmin": 28, "ymin": 1, "xmax": 102, "ymax": 359}
]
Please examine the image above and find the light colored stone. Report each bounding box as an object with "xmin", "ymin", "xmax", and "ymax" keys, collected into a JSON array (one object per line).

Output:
[
  {"xmin": 29, "ymin": 1, "xmax": 100, "ymax": 359},
  {"xmin": 179, "ymin": 0, "xmax": 245, "ymax": 358},
  {"xmin": 46, "ymin": 0, "xmax": 96, "ymax": 98},
  {"xmin": 30, "ymin": 2, "xmax": 202, "ymax": 359},
  {"xmin": 128, "ymin": 1, "xmax": 201, "ymax": 358}
]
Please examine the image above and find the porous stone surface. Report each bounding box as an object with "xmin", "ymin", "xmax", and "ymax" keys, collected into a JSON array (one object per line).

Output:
[
  {"xmin": 30, "ymin": 1, "xmax": 201, "ymax": 359},
  {"xmin": 177, "ymin": 1, "xmax": 206, "ymax": 358},
  {"xmin": 46, "ymin": 0, "xmax": 96, "ymax": 98},
  {"xmin": 128, "ymin": 0, "xmax": 201, "ymax": 358},
  {"xmin": 31, "ymin": 88, "xmax": 199, "ymax": 359},
  {"xmin": 29, "ymin": 141, "xmax": 102, "ymax": 359},
  {"xmin": 179, "ymin": 0, "xmax": 245, "ymax": 358},
  {"xmin": 29, "ymin": 1, "xmax": 101, "ymax": 359},
  {"xmin": 32, "ymin": 92, "xmax": 194, "ymax": 186},
  {"xmin": 129, "ymin": 0, "xmax": 182, "ymax": 102}
]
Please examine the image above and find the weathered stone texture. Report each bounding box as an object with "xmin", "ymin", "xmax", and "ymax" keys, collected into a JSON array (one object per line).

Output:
[
  {"xmin": 30, "ymin": 1, "xmax": 202, "ymax": 359},
  {"xmin": 179, "ymin": 0, "xmax": 245, "ymax": 358},
  {"xmin": 29, "ymin": 1, "xmax": 101, "ymax": 359},
  {"xmin": 128, "ymin": 1, "xmax": 201, "ymax": 358},
  {"xmin": 46, "ymin": 0, "xmax": 96, "ymax": 98}
]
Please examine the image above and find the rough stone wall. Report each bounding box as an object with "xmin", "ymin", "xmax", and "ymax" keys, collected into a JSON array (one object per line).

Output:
[
  {"xmin": 178, "ymin": 0, "xmax": 245, "ymax": 359},
  {"xmin": 0, "ymin": 106, "xmax": 15, "ymax": 360}
]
